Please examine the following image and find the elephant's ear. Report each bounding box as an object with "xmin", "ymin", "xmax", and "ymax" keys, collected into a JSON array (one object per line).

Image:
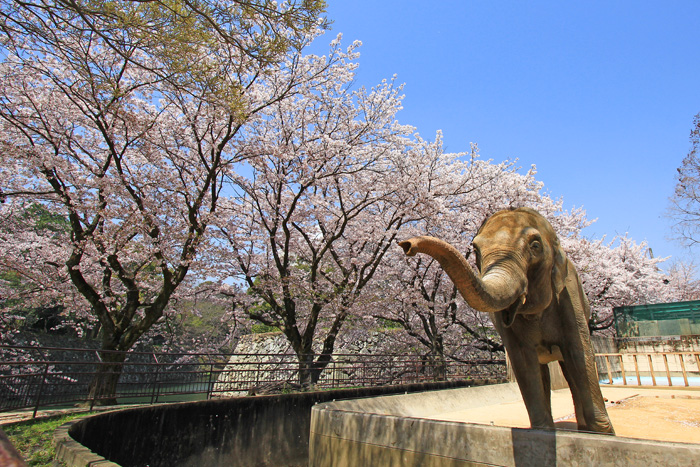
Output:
[{"xmin": 551, "ymin": 239, "xmax": 568, "ymax": 297}]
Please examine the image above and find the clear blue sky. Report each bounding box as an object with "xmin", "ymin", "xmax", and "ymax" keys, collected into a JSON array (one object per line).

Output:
[{"xmin": 312, "ymin": 1, "xmax": 700, "ymax": 267}]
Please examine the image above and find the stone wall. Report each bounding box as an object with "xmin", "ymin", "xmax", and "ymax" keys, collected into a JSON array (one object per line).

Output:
[
  {"xmin": 213, "ymin": 331, "xmax": 421, "ymax": 396},
  {"xmin": 213, "ymin": 332, "xmax": 295, "ymax": 396}
]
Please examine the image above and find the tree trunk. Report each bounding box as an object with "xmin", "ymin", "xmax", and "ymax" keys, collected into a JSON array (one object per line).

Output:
[
  {"xmin": 297, "ymin": 353, "xmax": 329, "ymax": 388},
  {"xmin": 424, "ymin": 347, "xmax": 447, "ymax": 381},
  {"xmin": 86, "ymin": 349, "xmax": 126, "ymax": 406},
  {"xmin": 432, "ymin": 352, "xmax": 448, "ymax": 381},
  {"xmin": 297, "ymin": 353, "xmax": 313, "ymax": 388}
]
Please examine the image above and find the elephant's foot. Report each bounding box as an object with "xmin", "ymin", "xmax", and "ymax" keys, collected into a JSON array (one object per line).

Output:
[
  {"xmin": 581, "ymin": 415, "xmax": 615, "ymax": 435},
  {"xmin": 528, "ymin": 415, "xmax": 555, "ymax": 431},
  {"xmin": 587, "ymin": 423, "xmax": 615, "ymax": 435}
]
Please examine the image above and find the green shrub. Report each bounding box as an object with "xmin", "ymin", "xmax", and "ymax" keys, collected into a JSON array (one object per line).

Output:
[{"xmin": 251, "ymin": 323, "xmax": 280, "ymax": 334}]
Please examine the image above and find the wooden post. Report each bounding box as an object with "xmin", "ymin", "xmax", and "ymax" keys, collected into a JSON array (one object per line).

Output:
[
  {"xmin": 680, "ymin": 354, "xmax": 689, "ymax": 387},
  {"xmin": 633, "ymin": 354, "xmax": 641, "ymax": 386},
  {"xmin": 648, "ymin": 354, "xmax": 656, "ymax": 386},
  {"xmin": 619, "ymin": 355, "xmax": 627, "ymax": 385},
  {"xmin": 605, "ymin": 356, "xmax": 613, "ymax": 384},
  {"xmin": 663, "ymin": 354, "xmax": 672, "ymax": 386}
]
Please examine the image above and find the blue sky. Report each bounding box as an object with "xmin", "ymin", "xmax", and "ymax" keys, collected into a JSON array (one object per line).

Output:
[{"xmin": 312, "ymin": 1, "xmax": 700, "ymax": 267}]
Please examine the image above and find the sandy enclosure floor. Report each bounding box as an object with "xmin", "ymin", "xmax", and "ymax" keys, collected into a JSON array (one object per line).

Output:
[
  {"xmin": 430, "ymin": 386, "xmax": 700, "ymax": 445},
  {"xmin": 590, "ymin": 395, "xmax": 700, "ymax": 444}
]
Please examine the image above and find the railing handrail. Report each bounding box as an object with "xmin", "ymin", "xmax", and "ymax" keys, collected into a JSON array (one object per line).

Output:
[
  {"xmin": 596, "ymin": 350, "xmax": 700, "ymax": 388},
  {"xmin": 0, "ymin": 344, "xmax": 507, "ymax": 415}
]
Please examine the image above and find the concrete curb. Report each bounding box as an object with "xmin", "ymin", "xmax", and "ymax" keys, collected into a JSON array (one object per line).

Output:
[{"xmin": 53, "ymin": 419, "xmax": 118, "ymax": 467}]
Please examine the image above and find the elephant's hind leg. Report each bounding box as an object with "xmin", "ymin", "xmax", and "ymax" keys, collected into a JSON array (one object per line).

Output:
[
  {"xmin": 540, "ymin": 363, "xmax": 552, "ymax": 413},
  {"xmin": 560, "ymin": 355, "xmax": 615, "ymax": 434},
  {"xmin": 559, "ymin": 361, "xmax": 588, "ymax": 431}
]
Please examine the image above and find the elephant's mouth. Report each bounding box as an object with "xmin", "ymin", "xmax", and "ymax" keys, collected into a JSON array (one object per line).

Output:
[{"xmin": 500, "ymin": 293, "xmax": 527, "ymax": 327}]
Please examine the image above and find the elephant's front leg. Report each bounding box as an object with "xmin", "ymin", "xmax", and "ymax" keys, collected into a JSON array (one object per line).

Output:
[{"xmin": 507, "ymin": 346, "xmax": 555, "ymax": 430}]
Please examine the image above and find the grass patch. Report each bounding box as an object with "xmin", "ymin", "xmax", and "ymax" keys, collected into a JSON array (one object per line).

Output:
[{"xmin": 3, "ymin": 413, "xmax": 90, "ymax": 466}]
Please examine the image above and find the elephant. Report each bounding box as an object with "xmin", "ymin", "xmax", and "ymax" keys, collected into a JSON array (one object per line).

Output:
[{"xmin": 398, "ymin": 207, "xmax": 614, "ymax": 434}]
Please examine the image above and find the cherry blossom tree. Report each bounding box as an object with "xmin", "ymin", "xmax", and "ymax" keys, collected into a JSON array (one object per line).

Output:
[
  {"xmin": 665, "ymin": 259, "xmax": 700, "ymax": 302},
  {"xmin": 0, "ymin": 0, "xmax": 325, "ymax": 403},
  {"xmin": 211, "ymin": 37, "xmax": 443, "ymax": 386},
  {"xmin": 0, "ymin": 201, "xmax": 88, "ymax": 342},
  {"xmin": 569, "ymin": 234, "xmax": 682, "ymax": 335},
  {"xmin": 668, "ymin": 113, "xmax": 700, "ymax": 248}
]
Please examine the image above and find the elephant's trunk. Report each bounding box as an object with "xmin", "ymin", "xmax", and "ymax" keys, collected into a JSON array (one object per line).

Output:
[{"xmin": 398, "ymin": 236, "xmax": 526, "ymax": 315}]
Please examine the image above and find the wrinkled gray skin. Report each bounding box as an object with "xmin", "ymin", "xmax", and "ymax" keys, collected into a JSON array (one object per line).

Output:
[{"xmin": 399, "ymin": 207, "xmax": 614, "ymax": 434}]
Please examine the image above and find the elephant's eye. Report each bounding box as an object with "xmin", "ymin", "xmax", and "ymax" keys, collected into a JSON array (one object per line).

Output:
[
  {"xmin": 472, "ymin": 245, "xmax": 482, "ymax": 271},
  {"xmin": 530, "ymin": 240, "xmax": 542, "ymax": 254}
]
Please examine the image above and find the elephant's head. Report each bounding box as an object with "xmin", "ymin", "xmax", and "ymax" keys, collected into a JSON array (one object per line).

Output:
[{"xmin": 399, "ymin": 207, "xmax": 568, "ymax": 326}]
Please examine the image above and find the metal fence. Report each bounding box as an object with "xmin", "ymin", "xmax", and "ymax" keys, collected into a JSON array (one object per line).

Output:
[{"xmin": 0, "ymin": 345, "xmax": 506, "ymax": 416}]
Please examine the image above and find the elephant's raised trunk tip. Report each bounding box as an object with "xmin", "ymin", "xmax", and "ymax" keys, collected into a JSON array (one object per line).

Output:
[{"xmin": 398, "ymin": 239, "xmax": 417, "ymax": 256}]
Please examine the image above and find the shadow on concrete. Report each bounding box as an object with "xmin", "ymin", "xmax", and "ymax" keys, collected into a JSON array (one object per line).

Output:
[{"xmin": 511, "ymin": 427, "xmax": 556, "ymax": 467}]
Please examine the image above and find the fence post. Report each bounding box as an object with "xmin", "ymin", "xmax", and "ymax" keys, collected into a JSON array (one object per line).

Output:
[
  {"xmin": 89, "ymin": 350, "xmax": 101, "ymax": 411},
  {"xmin": 207, "ymin": 358, "xmax": 215, "ymax": 400},
  {"xmin": 150, "ymin": 353, "xmax": 161, "ymax": 405},
  {"xmin": 618, "ymin": 355, "xmax": 626, "ymax": 385},
  {"xmin": 33, "ymin": 362, "xmax": 50, "ymax": 419}
]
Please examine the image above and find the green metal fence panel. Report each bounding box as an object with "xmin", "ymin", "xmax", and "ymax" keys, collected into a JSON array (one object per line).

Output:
[{"xmin": 614, "ymin": 300, "xmax": 700, "ymax": 337}]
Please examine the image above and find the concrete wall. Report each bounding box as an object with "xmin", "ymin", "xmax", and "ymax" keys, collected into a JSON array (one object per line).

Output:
[
  {"xmin": 57, "ymin": 379, "xmax": 501, "ymax": 467},
  {"xmin": 617, "ymin": 335, "xmax": 700, "ymax": 353},
  {"xmin": 309, "ymin": 385, "xmax": 700, "ymax": 467}
]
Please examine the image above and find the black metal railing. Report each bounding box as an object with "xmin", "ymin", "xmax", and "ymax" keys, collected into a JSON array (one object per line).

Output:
[{"xmin": 0, "ymin": 345, "xmax": 506, "ymax": 415}]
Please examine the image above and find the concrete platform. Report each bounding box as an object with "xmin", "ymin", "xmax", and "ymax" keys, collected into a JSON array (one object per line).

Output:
[{"xmin": 309, "ymin": 383, "xmax": 700, "ymax": 466}]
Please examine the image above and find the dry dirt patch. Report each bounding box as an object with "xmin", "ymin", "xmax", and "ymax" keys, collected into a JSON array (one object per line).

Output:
[{"xmin": 601, "ymin": 396, "xmax": 700, "ymax": 444}]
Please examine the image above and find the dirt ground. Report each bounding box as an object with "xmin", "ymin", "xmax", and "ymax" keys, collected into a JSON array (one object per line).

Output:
[
  {"xmin": 570, "ymin": 395, "xmax": 700, "ymax": 444},
  {"xmin": 432, "ymin": 386, "xmax": 700, "ymax": 445}
]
